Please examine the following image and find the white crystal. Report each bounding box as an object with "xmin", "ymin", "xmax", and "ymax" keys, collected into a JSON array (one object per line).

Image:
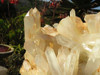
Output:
[
  {"xmin": 20, "ymin": 8, "xmax": 100, "ymax": 75},
  {"xmin": 35, "ymin": 54, "xmax": 49, "ymax": 73},
  {"xmin": 45, "ymin": 47, "xmax": 62, "ymax": 75},
  {"xmin": 85, "ymin": 12, "xmax": 100, "ymax": 33},
  {"xmin": 70, "ymin": 9, "xmax": 76, "ymax": 17},
  {"xmin": 57, "ymin": 47, "xmax": 70, "ymax": 75}
]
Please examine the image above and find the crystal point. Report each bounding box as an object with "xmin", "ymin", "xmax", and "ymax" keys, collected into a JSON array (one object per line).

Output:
[{"xmin": 20, "ymin": 8, "xmax": 100, "ymax": 75}]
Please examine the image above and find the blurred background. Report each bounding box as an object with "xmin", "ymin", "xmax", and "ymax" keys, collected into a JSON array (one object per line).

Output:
[{"xmin": 0, "ymin": 0, "xmax": 100, "ymax": 75}]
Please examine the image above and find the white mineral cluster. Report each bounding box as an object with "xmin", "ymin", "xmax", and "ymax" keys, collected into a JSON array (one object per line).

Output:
[{"xmin": 20, "ymin": 8, "xmax": 100, "ymax": 75}]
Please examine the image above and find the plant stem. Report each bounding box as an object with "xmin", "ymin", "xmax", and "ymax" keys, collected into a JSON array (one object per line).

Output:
[
  {"xmin": 8, "ymin": 2, "xmax": 10, "ymax": 17},
  {"xmin": 52, "ymin": 7, "xmax": 56, "ymax": 24}
]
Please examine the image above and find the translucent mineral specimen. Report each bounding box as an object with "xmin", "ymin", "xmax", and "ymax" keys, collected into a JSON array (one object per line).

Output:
[
  {"xmin": 45, "ymin": 47, "xmax": 62, "ymax": 75},
  {"xmin": 20, "ymin": 8, "xmax": 100, "ymax": 75},
  {"xmin": 85, "ymin": 12, "xmax": 100, "ymax": 33}
]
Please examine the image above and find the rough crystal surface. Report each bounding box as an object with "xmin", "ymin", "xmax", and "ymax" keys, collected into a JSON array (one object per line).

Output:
[{"xmin": 20, "ymin": 8, "xmax": 100, "ymax": 75}]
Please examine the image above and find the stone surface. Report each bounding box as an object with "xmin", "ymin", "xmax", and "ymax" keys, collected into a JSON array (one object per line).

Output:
[{"xmin": 0, "ymin": 66, "xmax": 8, "ymax": 75}]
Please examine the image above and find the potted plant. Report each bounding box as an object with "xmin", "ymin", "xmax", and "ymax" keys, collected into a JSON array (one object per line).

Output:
[{"xmin": 0, "ymin": 44, "xmax": 14, "ymax": 57}]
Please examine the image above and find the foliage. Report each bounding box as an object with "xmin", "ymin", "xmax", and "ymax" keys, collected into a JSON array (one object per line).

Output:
[
  {"xmin": 0, "ymin": 0, "xmax": 47, "ymax": 75},
  {"xmin": 4, "ymin": 45, "xmax": 25, "ymax": 75},
  {"xmin": 44, "ymin": 0, "xmax": 100, "ymax": 24},
  {"xmin": 0, "ymin": 13, "xmax": 26, "ymax": 45},
  {"xmin": 60, "ymin": 0, "xmax": 100, "ymax": 21},
  {"xmin": 0, "ymin": 44, "xmax": 25, "ymax": 75},
  {"xmin": 0, "ymin": 0, "xmax": 99, "ymax": 75},
  {"xmin": 0, "ymin": 0, "xmax": 17, "ymax": 18},
  {"xmin": 0, "ymin": 12, "xmax": 26, "ymax": 75},
  {"xmin": 28, "ymin": 0, "xmax": 45, "ymax": 10}
]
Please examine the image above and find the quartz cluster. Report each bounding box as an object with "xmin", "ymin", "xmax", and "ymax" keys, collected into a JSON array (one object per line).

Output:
[{"xmin": 20, "ymin": 8, "xmax": 100, "ymax": 75}]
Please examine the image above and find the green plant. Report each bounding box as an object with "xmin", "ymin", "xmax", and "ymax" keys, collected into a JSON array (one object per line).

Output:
[
  {"xmin": 0, "ymin": 13, "xmax": 26, "ymax": 45},
  {"xmin": 60, "ymin": 0, "xmax": 100, "ymax": 21},
  {"xmin": 0, "ymin": 19, "xmax": 5, "ymax": 43},
  {"xmin": 4, "ymin": 44, "xmax": 25, "ymax": 75},
  {"xmin": 0, "ymin": 11, "xmax": 26, "ymax": 75}
]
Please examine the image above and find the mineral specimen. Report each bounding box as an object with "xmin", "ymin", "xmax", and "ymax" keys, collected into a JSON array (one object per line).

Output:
[{"xmin": 20, "ymin": 8, "xmax": 100, "ymax": 75}]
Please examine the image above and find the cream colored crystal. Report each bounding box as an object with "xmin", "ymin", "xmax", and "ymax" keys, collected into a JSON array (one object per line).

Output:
[
  {"xmin": 45, "ymin": 47, "xmax": 62, "ymax": 75},
  {"xmin": 85, "ymin": 12, "xmax": 100, "ymax": 33},
  {"xmin": 20, "ymin": 8, "xmax": 100, "ymax": 75},
  {"xmin": 41, "ymin": 25, "xmax": 58, "ymax": 36}
]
